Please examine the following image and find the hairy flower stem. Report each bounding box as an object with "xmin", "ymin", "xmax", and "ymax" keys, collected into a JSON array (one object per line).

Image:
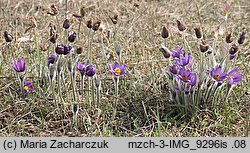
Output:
[
  {"xmin": 57, "ymin": 71, "xmax": 65, "ymax": 105},
  {"xmin": 204, "ymin": 81, "xmax": 215, "ymax": 107},
  {"xmin": 182, "ymin": 32, "xmax": 191, "ymax": 51},
  {"xmin": 96, "ymin": 84, "xmax": 100, "ymax": 108},
  {"xmin": 112, "ymin": 76, "xmax": 119, "ymax": 120},
  {"xmin": 51, "ymin": 78, "xmax": 58, "ymax": 109},
  {"xmin": 91, "ymin": 78, "xmax": 95, "ymax": 107},
  {"xmin": 18, "ymin": 74, "xmax": 24, "ymax": 93},
  {"xmin": 78, "ymin": 19, "xmax": 82, "ymax": 39},
  {"xmin": 70, "ymin": 71, "xmax": 76, "ymax": 102},
  {"xmin": 87, "ymin": 78, "xmax": 91, "ymax": 111}
]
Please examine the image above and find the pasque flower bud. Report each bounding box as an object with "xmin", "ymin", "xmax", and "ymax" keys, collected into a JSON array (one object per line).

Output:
[
  {"xmin": 229, "ymin": 44, "xmax": 238, "ymax": 55},
  {"xmin": 161, "ymin": 26, "xmax": 169, "ymax": 39},
  {"xmin": 177, "ymin": 20, "xmax": 186, "ymax": 31},
  {"xmin": 159, "ymin": 47, "xmax": 171, "ymax": 58},
  {"xmin": 194, "ymin": 27, "xmax": 202, "ymax": 39},
  {"xmin": 63, "ymin": 19, "xmax": 70, "ymax": 29},
  {"xmin": 238, "ymin": 31, "xmax": 246, "ymax": 45},
  {"xmin": 3, "ymin": 31, "xmax": 13, "ymax": 42}
]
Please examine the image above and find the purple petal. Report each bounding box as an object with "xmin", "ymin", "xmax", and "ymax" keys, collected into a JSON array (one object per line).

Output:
[
  {"xmin": 120, "ymin": 64, "xmax": 127, "ymax": 75},
  {"xmin": 24, "ymin": 81, "xmax": 32, "ymax": 86},
  {"xmin": 214, "ymin": 65, "xmax": 222, "ymax": 74},
  {"xmin": 228, "ymin": 66, "xmax": 238, "ymax": 75},
  {"xmin": 113, "ymin": 61, "xmax": 120, "ymax": 69}
]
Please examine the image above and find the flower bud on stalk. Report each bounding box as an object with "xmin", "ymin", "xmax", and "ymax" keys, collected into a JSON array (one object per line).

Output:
[
  {"xmin": 63, "ymin": 19, "xmax": 70, "ymax": 29},
  {"xmin": 177, "ymin": 20, "xmax": 186, "ymax": 32},
  {"xmin": 159, "ymin": 47, "xmax": 171, "ymax": 58},
  {"xmin": 3, "ymin": 31, "xmax": 13, "ymax": 42},
  {"xmin": 161, "ymin": 26, "xmax": 169, "ymax": 39},
  {"xmin": 92, "ymin": 20, "xmax": 101, "ymax": 31},
  {"xmin": 194, "ymin": 27, "xmax": 202, "ymax": 39},
  {"xmin": 200, "ymin": 42, "xmax": 209, "ymax": 53},
  {"xmin": 237, "ymin": 31, "xmax": 246, "ymax": 45},
  {"xmin": 229, "ymin": 44, "xmax": 238, "ymax": 55}
]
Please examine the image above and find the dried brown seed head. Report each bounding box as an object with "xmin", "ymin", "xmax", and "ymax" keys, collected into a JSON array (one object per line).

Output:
[
  {"xmin": 47, "ymin": 4, "xmax": 58, "ymax": 16},
  {"xmin": 109, "ymin": 13, "xmax": 119, "ymax": 25},
  {"xmin": 86, "ymin": 19, "xmax": 92, "ymax": 29},
  {"xmin": 76, "ymin": 46, "xmax": 83, "ymax": 54},
  {"xmin": 225, "ymin": 32, "xmax": 233, "ymax": 43},
  {"xmin": 92, "ymin": 20, "xmax": 101, "ymax": 31}
]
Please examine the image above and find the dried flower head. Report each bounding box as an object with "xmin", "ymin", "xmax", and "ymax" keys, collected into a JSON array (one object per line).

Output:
[
  {"xmin": 237, "ymin": 31, "xmax": 246, "ymax": 45},
  {"xmin": 49, "ymin": 24, "xmax": 58, "ymax": 43},
  {"xmin": 80, "ymin": 6, "xmax": 85, "ymax": 17},
  {"xmin": 47, "ymin": 4, "xmax": 58, "ymax": 16},
  {"xmin": 109, "ymin": 13, "xmax": 119, "ymax": 25},
  {"xmin": 92, "ymin": 20, "xmax": 101, "ymax": 31},
  {"xmin": 86, "ymin": 19, "xmax": 92, "ymax": 29},
  {"xmin": 176, "ymin": 20, "xmax": 186, "ymax": 32},
  {"xmin": 76, "ymin": 46, "xmax": 83, "ymax": 54},
  {"xmin": 194, "ymin": 27, "xmax": 202, "ymax": 39},
  {"xmin": 3, "ymin": 31, "xmax": 13, "ymax": 42},
  {"xmin": 161, "ymin": 26, "xmax": 169, "ymax": 39},
  {"xmin": 226, "ymin": 32, "xmax": 233, "ymax": 43}
]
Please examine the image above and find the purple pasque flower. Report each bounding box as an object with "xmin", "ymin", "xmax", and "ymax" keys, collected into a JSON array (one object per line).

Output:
[
  {"xmin": 227, "ymin": 66, "xmax": 243, "ymax": 84},
  {"xmin": 63, "ymin": 45, "xmax": 72, "ymax": 55},
  {"xmin": 172, "ymin": 46, "xmax": 183, "ymax": 58},
  {"xmin": 85, "ymin": 64, "xmax": 96, "ymax": 77},
  {"xmin": 188, "ymin": 73, "xmax": 197, "ymax": 87},
  {"xmin": 12, "ymin": 57, "xmax": 25, "ymax": 72},
  {"xmin": 209, "ymin": 65, "xmax": 227, "ymax": 83},
  {"xmin": 178, "ymin": 52, "xmax": 192, "ymax": 66},
  {"xmin": 23, "ymin": 81, "xmax": 35, "ymax": 93},
  {"xmin": 55, "ymin": 44, "xmax": 65, "ymax": 54},
  {"xmin": 168, "ymin": 64, "xmax": 179, "ymax": 74},
  {"xmin": 76, "ymin": 62, "xmax": 85, "ymax": 75},
  {"xmin": 47, "ymin": 53, "xmax": 57, "ymax": 65},
  {"xmin": 109, "ymin": 61, "xmax": 126, "ymax": 76},
  {"xmin": 55, "ymin": 44, "xmax": 72, "ymax": 55},
  {"xmin": 178, "ymin": 68, "xmax": 191, "ymax": 82},
  {"xmin": 68, "ymin": 31, "xmax": 77, "ymax": 42}
]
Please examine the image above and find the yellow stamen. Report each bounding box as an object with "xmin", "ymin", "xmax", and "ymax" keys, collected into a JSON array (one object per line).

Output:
[
  {"xmin": 182, "ymin": 75, "xmax": 187, "ymax": 81},
  {"xmin": 114, "ymin": 67, "xmax": 121, "ymax": 75},
  {"xmin": 213, "ymin": 74, "xmax": 220, "ymax": 80},
  {"xmin": 24, "ymin": 86, "xmax": 29, "ymax": 91},
  {"xmin": 229, "ymin": 75, "xmax": 234, "ymax": 79}
]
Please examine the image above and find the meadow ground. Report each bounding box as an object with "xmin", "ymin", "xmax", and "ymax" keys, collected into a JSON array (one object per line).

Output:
[{"xmin": 0, "ymin": 0, "xmax": 249, "ymax": 136}]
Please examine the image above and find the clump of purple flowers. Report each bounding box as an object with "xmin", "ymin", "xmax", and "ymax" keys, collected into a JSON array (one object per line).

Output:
[
  {"xmin": 168, "ymin": 46, "xmax": 197, "ymax": 93},
  {"xmin": 164, "ymin": 46, "xmax": 243, "ymax": 115},
  {"xmin": 209, "ymin": 65, "xmax": 242, "ymax": 85}
]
